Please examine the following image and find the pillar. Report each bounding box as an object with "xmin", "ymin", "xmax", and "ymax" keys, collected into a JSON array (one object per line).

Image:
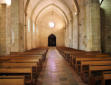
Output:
[
  {"xmin": 11, "ymin": 0, "xmax": 25, "ymax": 52},
  {"xmin": 72, "ymin": 13, "xmax": 79, "ymax": 49},
  {"xmin": 0, "ymin": 4, "xmax": 11, "ymax": 55},
  {"xmin": 86, "ymin": 0, "xmax": 101, "ymax": 51}
]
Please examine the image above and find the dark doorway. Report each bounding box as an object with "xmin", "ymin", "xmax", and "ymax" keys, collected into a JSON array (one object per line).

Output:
[{"xmin": 48, "ymin": 34, "xmax": 56, "ymax": 47}]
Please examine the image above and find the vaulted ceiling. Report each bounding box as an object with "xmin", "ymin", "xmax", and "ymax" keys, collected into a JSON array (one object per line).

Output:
[{"xmin": 25, "ymin": 0, "xmax": 78, "ymax": 25}]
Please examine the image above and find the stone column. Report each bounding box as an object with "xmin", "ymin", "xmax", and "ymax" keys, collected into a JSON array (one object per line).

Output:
[
  {"xmin": 65, "ymin": 24, "xmax": 70, "ymax": 47},
  {"xmin": 72, "ymin": 13, "xmax": 79, "ymax": 49},
  {"xmin": 6, "ymin": 4, "xmax": 11, "ymax": 55},
  {"xmin": 0, "ymin": 4, "xmax": 11, "ymax": 55},
  {"xmin": 0, "ymin": 4, "xmax": 7, "ymax": 55},
  {"xmin": 65, "ymin": 25, "xmax": 68, "ymax": 47},
  {"xmin": 11, "ymin": 0, "xmax": 25, "ymax": 52},
  {"xmin": 18, "ymin": 0, "xmax": 25, "ymax": 52},
  {"xmin": 24, "ymin": 15, "xmax": 27, "ymax": 50},
  {"xmin": 11, "ymin": 0, "xmax": 19, "ymax": 52},
  {"xmin": 68, "ymin": 21, "xmax": 73, "ymax": 48},
  {"xmin": 86, "ymin": 0, "xmax": 101, "ymax": 51}
]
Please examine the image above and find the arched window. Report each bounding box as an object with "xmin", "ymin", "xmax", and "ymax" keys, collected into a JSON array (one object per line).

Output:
[
  {"xmin": 28, "ymin": 19, "xmax": 30, "ymax": 32},
  {"xmin": 33, "ymin": 23, "xmax": 35, "ymax": 32}
]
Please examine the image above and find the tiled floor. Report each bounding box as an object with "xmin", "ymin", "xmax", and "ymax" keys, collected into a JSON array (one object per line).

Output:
[{"xmin": 37, "ymin": 48, "xmax": 87, "ymax": 85}]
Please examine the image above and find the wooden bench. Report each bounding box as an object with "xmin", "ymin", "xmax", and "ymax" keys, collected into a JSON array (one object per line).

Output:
[
  {"xmin": 74, "ymin": 57, "xmax": 111, "ymax": 71},
  {"xmin": 80, "ymin": 60, "xmax": 111, "ymax": 74},
  {"xmin": 0, "ymin": 48, "xmax": 48, "ymax": 85},
  {"xmin": 102, "ymin": 71, "xmax": 111, "ymax": 85},
  {"xmin": 57, "ymin": 47, "xmax": 111, "ymax": 85},
  {"xmin": 0, "ymin": 57, "xmax": 43, "ymax": 85},
  {"xmin": 0, "ymin": 76, "xmax": 25, "ymax": 85},
  {"xmin": 78, "ymin": 60, "xmax": 111, "ymax": 83},
  {"xmin": 88, "ymin": 65, "xmax": 111, "ymax": 85},
  {"xmin": 10, "ymin": 52, "xmax": 46, "ymax": 61},
  {"xmin": 0, "ymin": 62, "xmax": 42, "ymax": 76},
  {"xmin": 0, "ymin": 67, "xmax": 34, "ymax": 85}
]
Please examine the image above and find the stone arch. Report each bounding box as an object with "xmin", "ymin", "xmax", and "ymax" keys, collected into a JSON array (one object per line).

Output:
[{"xmin": 24, "ymin": 0, "xmax": 30, "ymax": 15}]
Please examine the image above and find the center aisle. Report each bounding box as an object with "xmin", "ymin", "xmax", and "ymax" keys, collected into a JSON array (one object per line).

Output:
[{"xmin": 37, "ymin": 48, "xmax": 86, "ymax": 85}]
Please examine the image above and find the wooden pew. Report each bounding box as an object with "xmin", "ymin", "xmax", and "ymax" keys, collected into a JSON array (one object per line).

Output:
[
  {"xmin": 70, "ymin": 53, "xmax": 109, "ymax": 66},
  {"xmin": 80, "ymin": 60, "xmax": 111, "ymax": 74},
  {"xmin": 57, "ymin": 47, "xmax": 111, "ymax": 85},
  {"xmin": 9, "ymin": 52, "xmax": 46, "ymax": 62},
  {"xmin": 0, "ymin": 59, "xmax": 9, "ymax": 62},
  {"xmin": 1, "ymin": 55, "xmax": 43, "ymax": 59},
  {"xmin": 0, "ymin": 56, "xmax": 42, "ymax": 63},
  {"xmin": 9, "ymin": 58, "xmax": 42, "ymax": 71},
  {"xmin": 10, "ymin": 52, "xmax": 45, "ymax": 55},
  {"xmin": 9, "ymin": 58, "xmax": 40, "ymax": 63},
  {"xmin": 0, "ymin": 48, "xmax": 48, "ymax": 85},
  {"xmin": 0, "ymin": 57, "xmax": 42, "ymax": 85},
  {"xmin": 74, "ymin": 57, "xmax": 111, "ymax": 71},
  {"xmin": 88, "ymin": 65, "xmax": 111, "ymax": 85},
  {"xmin": 0, "ymin": 76, "xmax": 25, "ymax": 85},
  {"xmin": 79, "ymin": 60, "xmax": 111, "ymax": 83},
  {"xmin": 0, "ymin": 67, "xmax": 34, "ymax": 85},
  {"xmin": 102, "ymin": 71, "xmax": 111, "ymax": 85},
  {"xmin": 0, "ymin": 62, "xmax": 41, "ymax": 76}
]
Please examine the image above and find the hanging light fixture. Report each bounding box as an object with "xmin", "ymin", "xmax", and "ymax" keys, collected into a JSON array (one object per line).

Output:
[
  {"xmin": 49, "ymin": 10, "xmax": 55, "ymax": 28},
  {"xmin": 49, "ymin": 21, "xmax": 55, "ymax": 28}
]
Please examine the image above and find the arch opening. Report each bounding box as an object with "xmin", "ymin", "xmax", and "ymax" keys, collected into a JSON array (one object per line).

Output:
[{"xmin": 48, "ymin": 34, "xmax": 56, "ymax": 47}]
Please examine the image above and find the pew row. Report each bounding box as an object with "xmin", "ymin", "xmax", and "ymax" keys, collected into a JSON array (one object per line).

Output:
[
  {"xmin": 0, "ymin": 48, "xmax": 48, "ymax": 85},
  {"xmin": 57, "ymin": 47, "xmax": 111, "ymax": 85},
  {"xmin": 0, "ymin": 76, "xmax": 25, "ymax": 85}
]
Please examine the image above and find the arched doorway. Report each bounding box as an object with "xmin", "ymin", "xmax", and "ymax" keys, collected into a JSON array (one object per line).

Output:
[{"xmin": 48, "ymin": 34, "xmax": 56, "ymax": 47}]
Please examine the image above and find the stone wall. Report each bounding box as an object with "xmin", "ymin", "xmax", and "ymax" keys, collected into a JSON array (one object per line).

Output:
[
  {"xmin": 0, "ymin": 0, "xmax": 25, "ymax": 55},
  {"xmin": 73, "ymin": 0, "xmax": 101, "ymax": 52},
  {"xmin": 0, "ymin": 0, "xmax": 109, "ymax": 55},
  {"xmin": 37, "ymin": 11, "xmax": 65, "ymax": 47},
  {"xmin": 101, "ymin": 0, "xmax": 111, "ymax": 53}
]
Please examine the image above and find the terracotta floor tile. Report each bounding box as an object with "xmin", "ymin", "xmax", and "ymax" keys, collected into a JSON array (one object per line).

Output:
[{"xmin": 37, "ymin": 48, "xmax": 87, "ymax": 85}]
